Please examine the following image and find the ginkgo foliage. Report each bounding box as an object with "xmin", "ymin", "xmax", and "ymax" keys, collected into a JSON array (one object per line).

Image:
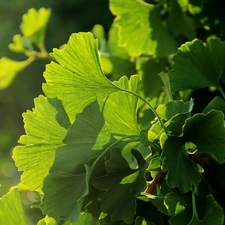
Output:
[{"xmin": 1, "ymin": 0, "xmax": 225, "ymax": 225}]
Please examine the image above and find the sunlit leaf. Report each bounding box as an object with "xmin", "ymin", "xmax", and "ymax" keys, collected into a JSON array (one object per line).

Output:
[
  {"xmin": 13, "ymin": 95, "xmax": 70, "ymax": 190},
  {"xmin": 0, "ymin": 57, "xmax": 34, "ymax": 89},
  {"xmin": 103, "ymin": 75, "xmax": 140, "ymax": 135},
  {"xmin": 43, "ymin": 32, "xmax": 119, "ymax": 122},
  {"xmin": 0, "ymin": 188, "xmax": 27, "ymax": 225},
  {"xmin": 110, "ymin": 0, "xmax": 177, "ymax": 57},
  {"xmin": 20, "ymin": 8, "xmax": 51, "ymax": 51}
]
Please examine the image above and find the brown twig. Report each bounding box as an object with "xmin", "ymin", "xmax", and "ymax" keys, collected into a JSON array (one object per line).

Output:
[{"xmin": 144, "ymin": 169, "xmax": 167, "ymax": 194}]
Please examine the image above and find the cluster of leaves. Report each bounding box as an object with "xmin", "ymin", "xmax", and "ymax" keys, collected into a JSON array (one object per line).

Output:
[{"xmin": 1, "ymin": 0, "xmax": 225, "ymax": 224}]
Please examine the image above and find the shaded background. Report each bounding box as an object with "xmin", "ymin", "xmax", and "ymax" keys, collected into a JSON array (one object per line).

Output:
[{"xmin": 0, "ymin": 0, "xmax": 114, "ymax": 196}]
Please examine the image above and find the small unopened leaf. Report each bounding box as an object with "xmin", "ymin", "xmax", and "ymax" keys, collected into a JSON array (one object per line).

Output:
[
  {"xmin": 20, "ymin": 8, "xmax": 51, "ymax": 50},
  {"xmin": 0, "ymin": 188, "xmax": 27, "ymax": 225}
]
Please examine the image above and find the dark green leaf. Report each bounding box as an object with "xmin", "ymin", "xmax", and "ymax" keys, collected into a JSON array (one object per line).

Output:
[
  {"xmin": 203, "ymin": 96, "xmax": 225, "ymax": 114},
  {"xmin": 41, "ymin": 165, "xmax": 91, "ymax": 224},
  {"xmin": 51, "ymin": 100, "xmax": 112, "ymax": 173},
  {"xmin": 161, "ymin": 134, "xmax": 203, "ymax": 193},
  {"xmin": 93, "ymin": 148, "xmax": 146, "ymax": 224},
  {"xmin": 169, "ymin": 38, "xmax": 225, "ymax": 92}
]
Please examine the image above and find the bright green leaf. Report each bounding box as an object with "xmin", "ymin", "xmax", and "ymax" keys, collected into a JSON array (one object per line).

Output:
[
  {"xmin": 161, "ymin": 134, "xmax": 203, "ymax": 193},
  {"xmin": 50, "ymin": 100, "xmax": 112, "ymax": 173},
  {"xmin": 13, "ymin": 95, "xmax": 70, "ymax": 190},
  {"xmin": 110, "ymin": 0, "xmax": 177, "ymax": 57},
  {"xmin": 20, "ymin": 8, "xmax": 51, "ymax": 51},
  {"xmin": 183, "ymin": 110, "xmax": 225, "ymax": 164},
  {"xmin": 93, "ymin": 148, "xmax": 146, "ymax": 224},
  {"xmin": 103, "ymin": 75, "xmax": 140, "ymax": 136},
  {"xmin": 0, "ymin": 57, "xmax": 34, "ymax": 89},
  {"xmin": 43, "ymin": 32, "xmax": 118, "ymax": 122},
  {"xmin": 169, "ymin": 38, "xmax": 225, "ymax": 92},
  {"xmin": 0, "ymin": 188, "xmax": 27, "ymax": 225},
  {"xmin": 41, "ymin": 165, "xmax": 91, "ymax": 224},
  {"xmin": 8, "ymin": 34, "xmax": 29, "ymax": 53}
]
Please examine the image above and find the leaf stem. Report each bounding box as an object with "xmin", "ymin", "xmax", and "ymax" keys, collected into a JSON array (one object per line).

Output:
[
  {"xmin": 218, "ymin": 85, "xmax": 225, "ymax": 100},
  {"xmin": 116, "ymin": 87, "xmax": 167, "ymax": 133}
]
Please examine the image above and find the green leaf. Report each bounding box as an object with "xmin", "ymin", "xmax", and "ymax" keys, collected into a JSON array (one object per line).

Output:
[
  {"xmin": 203, "ymin": 96, "xmax": 225, "ymax": 114},
  {"xmin": 169, "ymin": 38, "xmax": 225, "ymax": 92},
  {"xmin": 13, "ymin": 95, "xmax": 70, "ymax": 190},
  {"xmin": 93, "ymin": 148, "xmax": 146, "ymax": 224},
  {"xmin": 165, "ymin": 191, "xmax": 192, "ymax": 225},
  {"xmin": 43, "ymin": 32, "xmax": 118, "ymax": 122},
  {"xmin": 20, "ymin": 8, "xmax": 51, "ymax": 51},
  {"xmin": 0, "ymin": 188, "xmax": 27, "ymax": 225},
  {"xmin": 135, "ymin": 216, "xmax": 155, "ymax": 225},
  {"xmin": 51, "ymin": 100, "xmax": 112, "ymax": 173},
  {"xmin": 103, "ymin": 75, "xmax": 140, "ymax": 135},
  {"xmin": 41, "ymin": 165, "xmax": 91, "ymax": 224},
  {"xmin": 157, "ymin": 99, "xmax": 194, "ymax": 136},
  {"xmin": 161, "ymin": 134, "xmax": 203, "ymax": 193},
  {"xmin": 188, "ymin": 195, "xmax": 224, "ymax": 225},
  {"xmin": 9, "ymin": 34, "xmax": 29, "ymax": 53},
  {"xmin": 183, "ymin": 110, "xmax": 225, "ymax": 164},
  {"xmin": 110, "ymin": 0, "xmax": 177, "ymax": 57},
  {"xmin": 0, "ymin": 57, "xmax": 34, "ymax": 89},
  {"xmin": 136, "ymin": 58, "xmax": 167, "ymax": 98}
]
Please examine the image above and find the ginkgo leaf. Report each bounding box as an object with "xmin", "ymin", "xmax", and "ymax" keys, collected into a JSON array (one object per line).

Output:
[
  {"xmin": 8, "ymin": 34, "xmax": 28, "ymax": 53},
  {"xmin": 203, "ymin": 96, "xmax": 225, "ymax": 114},
  {"xmin": 93, "ymin": 148, "xmax": 146, "ymax": 224},
  {"xmin": 110, "ymin": 0, "xmax": 177, "ymax": 57},
  {"xmin": 20, "ymin": 8, "xmax": 51, "ymax": 51},
  {"xmin": 135, "ymin": 216, "xmax": 155, "ymax": 225},
  {"xmin": 50, "ymin": 100, "xmax": 112, "ymax": 173},
  {"xmin": 41, "ymin": 165, "xmax": 91, "ymax": 224},
  {"xmin": 169, "ymin": 38, "xmax": 225, "ymax": 92},
  {"xmin": 43, "ymin": 32, "xmax": 119, "ymax": 122},
  {"xmin": 0, "ymin": 188, "xmax": 27, "ymax": 225},
  {"xmin": 13, "ymin": 95, "xmax": 70, "ymax": 190},
  {"xmin": 0, "ymin": 57, "xmax": 34, "ymax": 90},
  {"xmin": 161, "ymin": 134, "xmax": 203, "ymax": 193},
  {"xmin": 183, "ymin": 110, "xmax": 225, "ymax": 164},
  {"xmin": 103, "ymin": 75, "xmax": 140, "ymax": 136}
]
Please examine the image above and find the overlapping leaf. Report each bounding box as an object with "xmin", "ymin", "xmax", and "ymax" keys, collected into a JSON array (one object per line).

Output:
[
  {"xmin": 169, "ymin": 38, "xmax": 225, "ymax": 92},
  {"xmin": 43, "ymin": 32, "xmax": 119, "ymax": 122},
  {"xmin": 0, "ymin": 188, "xmax": 27, "ymax": 225},
  {"xmin": 103, "ymin": 75, "xmax": 140, "ymax": 136},
  {"xmin": 93, "ymin": 148, "xmax": 146, "ymax": 224},
  {"xmin": 13, "ymin": 95, "xmax": 70, "ymax": 190},
  {"xmin": 50, "ymin": 100, "xmax": 112, "ymax": 173},
  {"xmin": 0, "ymin": 57, "xmax": 34, "ymax": 89},
  {"xmin": 41, "ymin": 165, "xmax": 91, "ymax": 223},
  {"xmin": 161, "ymin": 134, "xmax": 203, "ymax": 193},
  {"xmin": 110, "ymin": 0, "xmax": 177, "ymax": 57},
  {"xmin": 20, "ymin": 8, "xmax": 51, "ymax": 51}
]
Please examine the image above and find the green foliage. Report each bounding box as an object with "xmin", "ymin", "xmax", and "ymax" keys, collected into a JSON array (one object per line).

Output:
[{"xmin": 1, "ymin": 0, "xmax": 225, "ymax": 224}]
